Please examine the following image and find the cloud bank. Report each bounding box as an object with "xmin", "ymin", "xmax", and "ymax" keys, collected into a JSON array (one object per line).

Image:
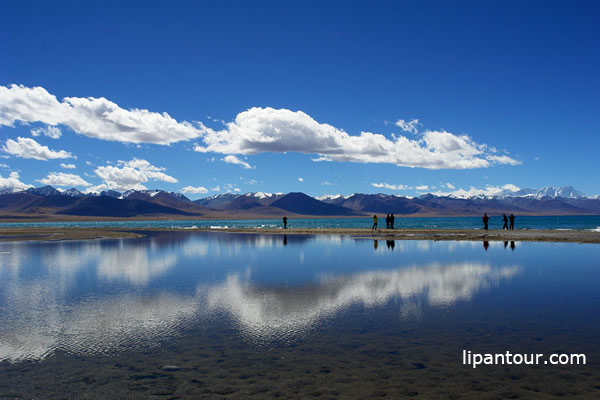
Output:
[
  {"xmin": 94, "ymin": 158, "xmax": 178, "ymax": 191},
  {"xmin": 0, "ymin": 84, "xmax": 200, "ymax": 145},
  {"xmin": 2, "ymin": 137, "xmax": 73, "ymax": 160},
  {"xmin": 0, "ymin": 172, "xmax": 32, "ymax": 191},
  {"xmin": 194, "ymin": 107, "xmax": 519, "ymax": 169},
  {"xmin": 181, "ymin": 185, "xmax": 209, "ymax": 194},
  {"xmin": 1, "ymin": 85, "xmax": 520, "ymax": 169},
  {"xmin": 39, "ymin": 172, "xmax": 91, "ymax": 187}
]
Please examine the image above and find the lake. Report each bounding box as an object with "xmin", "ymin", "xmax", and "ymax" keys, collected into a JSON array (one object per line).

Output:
[
  {"xmin": 1, "ymin": 214, "xmax": 600, "ymax": 230},
  {"xmin": 1, "ymin": 232, "xmax": 599, "ymax": 398}
]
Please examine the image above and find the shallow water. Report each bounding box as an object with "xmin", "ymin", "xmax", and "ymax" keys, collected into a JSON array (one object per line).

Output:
[
  {"xmin": 1, "ymin": 214, "xmax": 600, "ymax": 230},
  {"xmin": 0, "ymin": 232, "xmax": 599, "ymax": 398}
]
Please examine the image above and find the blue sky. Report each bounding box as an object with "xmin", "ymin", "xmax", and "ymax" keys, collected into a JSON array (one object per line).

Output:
[{"xmin": 1, "ymin": 0, "xmax": 599, "ymax": 198}]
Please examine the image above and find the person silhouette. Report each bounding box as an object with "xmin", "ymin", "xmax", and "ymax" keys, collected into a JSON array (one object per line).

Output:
[
  {"xmin": 502, "ymin": 214, "xmax": 508, "ymax": 230},
  {"xmin": 385, "ymin": 214, "xmax": 390, "ymax": 229},
  {"xmin": 282, "ymin": 216, "xmax": 288, "ymax": 229},
  {"xmin": 390, "ymin": 213, "xmax": 395, "ymax": 229},
  {"xmin": 283, "ymin": 234, "xmax": 288, "ymax": 246},
  {"xmin": 372, "ymin": 215, "xmax": 378, "ymax": 230},
  {"xmin": 509, "ymin": 214, "xmax": 515, "ymax": 230},
  {"xmin": 482, "ymin": 213, "xmax": 489, "ymax": 230},
  {"xmin": 510, "ymin": 241, "xmax": 516, "ymax": 250},
  {"xmin": 483, "ymin": 240, "xmax": 489, "ymax": 251},
  {"xmin": 504, "ymin": 240, "xmax": 508, "ymax": 248},
  {"xmin": 373, "ymin": 239, "xmax": 378, "ymax": 249}
]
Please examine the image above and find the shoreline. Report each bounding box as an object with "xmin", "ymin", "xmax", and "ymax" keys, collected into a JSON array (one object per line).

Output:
[{"xmin": 1, "ymin": 227, "xmax": 600, "ymax": 244}]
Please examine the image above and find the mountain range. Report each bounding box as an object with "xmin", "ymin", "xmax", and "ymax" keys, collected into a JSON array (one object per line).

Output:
[{"xmin": 0, "ymin": 185, "xmax": 598, "ymax": 220}]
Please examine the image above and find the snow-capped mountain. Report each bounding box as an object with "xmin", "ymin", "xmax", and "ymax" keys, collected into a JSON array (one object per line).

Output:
[{"xmin": 524, "ymin": 186, "xmax": 585, "ymax": 199}]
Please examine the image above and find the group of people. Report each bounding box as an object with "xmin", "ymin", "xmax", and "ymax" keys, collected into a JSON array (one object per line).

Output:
[
  {"xmin": 371, "ymin": 213, "xmax": 395, "ymax": 230},
  {"xmin": 482, "ymin": 213, "xmax": 515, "ymax": 230}
]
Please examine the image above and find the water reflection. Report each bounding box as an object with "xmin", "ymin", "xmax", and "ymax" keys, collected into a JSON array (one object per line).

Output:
[
  {"xmin": 0, "ymin": 233, "xmax": 520, "ymax": 363},
  {"xmin": 208, "ymin": 262, "xmax": 519, "ymax": 342}
]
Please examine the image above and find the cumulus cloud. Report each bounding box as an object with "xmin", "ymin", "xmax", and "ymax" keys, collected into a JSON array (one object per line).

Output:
[
  {"xmin": 31, "ymin": 125, "xmax": 62, "ymax": 139},
  {"xmin": 372, "ymin": 182, "xmax": 410, "ymax": 191},
  {"xmin": 181, "ymin": 185, "xmax": 209, "ymax": 194},
  {"xmin": 0, "ymin": 171, "xmax": 33, "ymax": 191},
  {"xmin": 222, "ymin": 155, "xmax": 254, "ymax": 169},
  {"xmin": 395, "ymin": 119, "xmax": 420, "ymax": 134},
  {"xmin": 193, "ymin": 107, "xmax": 519, "ymax": 169},
  {"xmin": 2, "ymin": 137, "xmax": 74, "ymax": 160},
  {"xmin": 446, "ymin": 183, "xmax": 455, "ymax": 189},
  {"xmin": 0, "ymin": 84, "xmax": 201, "ymax": 145},
  {"xmin": 83, "ymin": 183, "xmax": 110, "ymax": 194},
  {"xmin": 60, "ymin": 163, "xmax": 76, "ymax": 169},
  {"xmin": 415, "ymin": 185, "xmax": 429, "ymax": 191},
  {"xmin": 38, "ymin": 172, "xmax": 91, "ymax": 187},
  {"xmin": 430, "ymin": 184, "xmax": 521, "ymax": 198},
  {"xmin": 94, "ymin": 158, "xmax": 178, "ymax": 191},
  {"xmin": 298, "ymin": 177, "xmax": 304, "ymax": 182}
]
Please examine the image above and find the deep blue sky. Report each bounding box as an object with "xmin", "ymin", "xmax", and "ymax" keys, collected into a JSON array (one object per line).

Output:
[{"xmin": 1, "ymin": 0, "xmax": 599, "ymax": 198}]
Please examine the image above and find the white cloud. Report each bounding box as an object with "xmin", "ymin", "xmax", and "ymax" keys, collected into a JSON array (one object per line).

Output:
[
  {"xmin": 82, "ymin": 183, "xmax": 110, "ymax": 194},
  {"xmin": 2, "ymin": 137, "xmax": 73, "ymax": 160},
  {"xmin": 395, "ymin": 119, "xmax": 420, "ymax": 134},
  {"xmin": 31, "ymin": 125, "xmax": 62, "ymax": 139},
  {"xmin": 430, "ymin": 183, "xmax": 521, "ymax": 198},
  {"xmin": 298, "ymin": 177, "xmax": 304, "ymax": 182},
  {"xmin": 233, "ymin": 188, "xmax": 241, "ymax": 192},
  {"xmin": 0, "ymin": 171, "xmax": 33, "ymax": 191},
  {"xmin": 246, "ymin": 179, "xmax": 258, "ymax": 185},
  {"xmin": 0, "ymin": 84, "xmax": 201, "ymax": 145},
  {"xmin": 415, "ymin": 185, "xmax": 429, "ymax": 191},
  {"xmin": 222, "ymin": 155, "xmax": 254, "ymax": 169},
  {"xmin": 193, "ymin": 107, "xmax": 518, "ymax": 169},
  {"xmin": 38, "ymin": 172, "xmax": 91, "ymax": 187},
  {"xmin": 211, "ymin": 185, "xmax": 221, "ymax": 192},
  {"xmin": 85, "ymin": 161, "xmax": 93, "ymax": 166},
  {"xmin": 485, "ymin": 154, "xmax": 521, "ymax": 166},
  {"xmin": 94, "ymin": 158, "xmax": 178, "ymax": 191},
  {"xmin": 181, "ymin": 185, "xmax": 209, "ymax": 194},
  {"xmin": 0, "ymin": 163, "xmax": 8, "ymax": 168},
  {"xmin": 321, "ymin": 181, "xmax": 334, "ymax": 186},
  {"xmin": 446, "ymin": 183, "xmax": 455, "ymax": 189},
  {"xmin": 372, "ymin": 182, "xmax": 409, "ymax": 191},
  {"xmin": 60, "ymin": 163, "xmax": 76, "ymax": 169}
]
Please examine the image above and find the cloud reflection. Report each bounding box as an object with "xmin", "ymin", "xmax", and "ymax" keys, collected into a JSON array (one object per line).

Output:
[
  {"xmin": 0, "ymin": 235, "xmax": 520, "ymax": 362},
  {"xmin": 207, "ymin": 263, "xmax": 519, "ymax": 341}
]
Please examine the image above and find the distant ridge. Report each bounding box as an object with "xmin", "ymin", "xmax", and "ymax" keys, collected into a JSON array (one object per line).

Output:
[
  {"xmin": 270, "ymin": 192, "xmax": 357, "ymax": 216},
  {"xmin": 58, "ymin": 196, "xmax": 199, "ymax": 217},
  {"xmin": 0, "ymin": 185, "xmax": 599, "ymax": 219}
]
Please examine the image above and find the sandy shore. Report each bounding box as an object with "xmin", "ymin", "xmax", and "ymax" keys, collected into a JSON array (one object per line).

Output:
[{"xmin": 1, "ymin": 226, "xmax": 599, "ymax": 243}]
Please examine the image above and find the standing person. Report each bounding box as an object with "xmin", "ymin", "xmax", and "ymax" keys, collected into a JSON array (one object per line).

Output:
[
  {"xmin": 390, "ymin": 213, "xmax": 395, "ymax": 229},
  {"xmin": 282, "ymin": 216, "xmax": 288, "ymax": 229},
  {"xmin": 502, "ymin": 214, "xmax": 508, "ymax": 230},
  {"xmin": 385, "ymin": 214, "xmax": 390, "ymax": 229},
  {"xmin": 509, "ymin": 214, "xmax": 515, "ymax": 230},
  {"xmin": 482, "ymin": 213, "xmax": 489, "ymax": 230},
  {"xmin": 372, "ymin": 215, "xmax": 378, "ymax": 230}
]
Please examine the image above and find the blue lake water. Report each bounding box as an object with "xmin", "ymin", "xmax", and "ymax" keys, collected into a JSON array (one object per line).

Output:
[
  {"xmin": 1, "ymin": 232, "xmax": 599, "ymax": 398},
  {"xmin": 1, "ymin": 214, "xmax": 600, "ymax": 230}
]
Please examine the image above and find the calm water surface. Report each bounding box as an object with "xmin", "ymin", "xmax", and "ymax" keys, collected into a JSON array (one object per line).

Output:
[{"xmin": 0, "ymin": 232, "xmax": 599, "ymax": 399}]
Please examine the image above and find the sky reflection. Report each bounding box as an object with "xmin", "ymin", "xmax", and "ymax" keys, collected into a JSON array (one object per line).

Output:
[{"xmin": 0, "ymin": 232, "xmax": 526, "ymax": 362}]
